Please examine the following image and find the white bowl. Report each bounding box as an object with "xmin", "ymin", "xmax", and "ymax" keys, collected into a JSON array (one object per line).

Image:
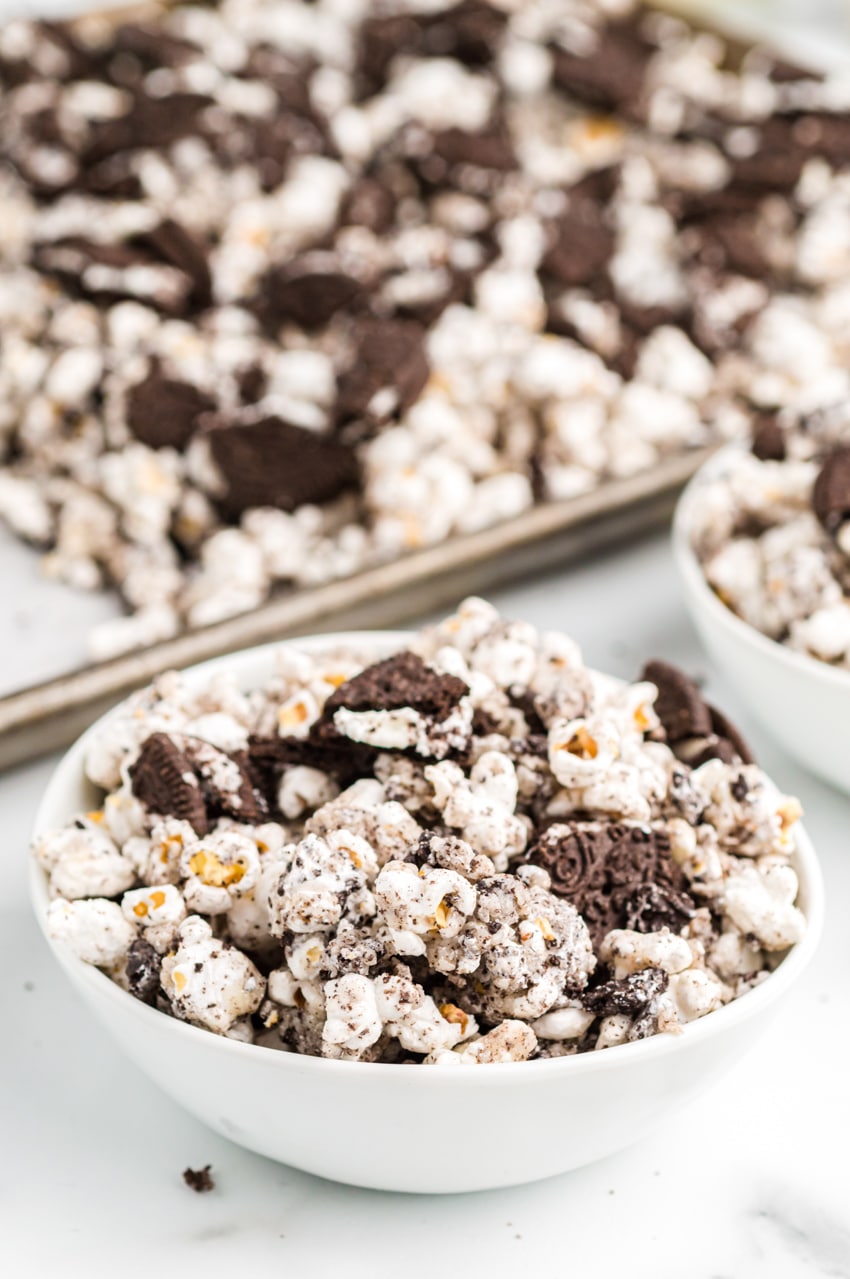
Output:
[
  {"xmin": 674, "ymin": 446, "xmax": 850, "ymax": 795},
  {"xmin": 31, "ymin": 632, "xmax": 824, "ymax": 1194}
]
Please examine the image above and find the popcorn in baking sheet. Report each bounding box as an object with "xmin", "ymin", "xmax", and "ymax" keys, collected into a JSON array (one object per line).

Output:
[
  {"xmin": 1, "ymin": 1, "xmax": 848, "ymax": 655},
  {"xmin": 33, "ymin": 600, "xmax": 807, "ymax": 1060}
]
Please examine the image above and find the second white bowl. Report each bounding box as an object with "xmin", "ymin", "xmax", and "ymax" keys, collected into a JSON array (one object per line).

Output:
[{"xmin": 674, "ymin": 447, "xmax": 850, "ymax": 795}]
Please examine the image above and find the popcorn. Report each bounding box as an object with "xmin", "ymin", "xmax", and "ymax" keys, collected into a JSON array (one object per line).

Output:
[
  {"xmin": 48, "ymin": 898, "xmax": 136, "ymax": 968},
  {"xmin": 690, "ymin": 419, "xmax": 850, "ymax": 666},
  {"xmin": 425, "ymin": 751, "xmax": 529, "ymax": 864},
  {"xmin": 161, "ymin": 915, "xmax": 265, "ymax": 1034},
  {"xmin": 33, "ymin": 600, "xmax": 807, "ymax": 1061}
]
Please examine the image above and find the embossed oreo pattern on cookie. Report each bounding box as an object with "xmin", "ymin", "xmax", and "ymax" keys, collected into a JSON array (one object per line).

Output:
[
  {"xmin": 1, "ymin": 0, "xmax": 849, "ymax": 657},
  {"xmin": 35, "ymin": 599, "xmax": 807, "ymax": 1063}
]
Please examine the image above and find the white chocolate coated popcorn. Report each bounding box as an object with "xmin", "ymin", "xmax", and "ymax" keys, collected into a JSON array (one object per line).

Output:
[{"xmin": 33, "ymin": 600, "xmax": 806, "ymax": 1061}]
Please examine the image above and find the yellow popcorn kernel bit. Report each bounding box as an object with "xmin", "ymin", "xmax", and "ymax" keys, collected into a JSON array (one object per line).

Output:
[
  {"xmin": 306, "ymin": 945, "xmax": 323, "ymax": 965},
  {"xmin": 777, "ymin": 798, "xmax": 803, "ymax": 831},
  {"xmin": 133, "ymin": 901, "xmax": 149, "ymax": 918},
  {"xmin": 172, "ymin": 970, "xmax": 187, "ymax": 993},
  {"xmin": 159, "ymin": 833, "xmax": 184, "ymax": 863},
  {"xmin": 402, "ymin": 515, "xmax": 423, "ymax": 548},
  {"xmin": 278, "ymin": 700, "xmax": 309, "ymax": 729},
  {"xmin": 150, "ymin": 890, "xmax": 166, "ymax": 910},
  {"xmin": 634, "ymin": 705, "xmax": 652, "ymax": 732},
  {"xmin": 433, "ymin": 899, "xmax": 450, "ymax": 930},
  {"xmin": 86, "ymin": 809, "xmax": 105, "ymax": 824},
  {"xmin": 558, "ymin": 724, "xmax": 598, "ymax": 759},
  {"xmin": 439, "ymin": 1003, "xmax": 469, "ymax": 1034},
  {"xmin": 534, "ymin": 916, "xmax": 555, "ymax": 942},
  {"xmin": 188, "ymin": 849, "xmax": 246, "ymax": 887},
  {"xmin": 324, "ymin": 672, "xmax": 348, "ymax": 688},
  {"xmin": 263, "ymin": 1008, "xmax": 280, "ymax": 1028},
  {"xmin": 256, "ymin": 839, "xmax": 269, "ymax": 854},
  {"xmin": 342, "ymin": 844, "xmax": 362, "ymax": 869}
]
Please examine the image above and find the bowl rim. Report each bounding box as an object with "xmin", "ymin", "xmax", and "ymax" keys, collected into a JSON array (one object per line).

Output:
[
  {"xmin": 672, "ymin": 442, "xmax": 850, "ymax": 693},
  {"xmin": 30, "ymin": 629, "xmax": 825, "ymax": 1083}
]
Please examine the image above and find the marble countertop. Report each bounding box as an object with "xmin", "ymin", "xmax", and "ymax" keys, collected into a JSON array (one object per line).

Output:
[
  {"xmin": 4, "ymin": 529, "xmax": 850, "ymax": 1277},
  {"xmin": 3, "ymin": 2, "xmax": 850, "ymax": 1273}
]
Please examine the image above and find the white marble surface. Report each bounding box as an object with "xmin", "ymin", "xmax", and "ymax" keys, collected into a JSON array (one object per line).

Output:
[{"xmin": 3, "ymin": 529, "xmax": 850, "ymax": 1277}]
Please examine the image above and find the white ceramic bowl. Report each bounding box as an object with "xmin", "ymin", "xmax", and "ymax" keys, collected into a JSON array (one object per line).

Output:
[
  {"xmin": 31, "ymin": 632, "xmax": 824, "ymax": 1194},
  {"xmin": 674, "ymin": 446, "xmax": 850, "ymax": 795}
]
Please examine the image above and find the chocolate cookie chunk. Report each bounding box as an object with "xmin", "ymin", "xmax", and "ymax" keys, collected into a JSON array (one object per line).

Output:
[
  {"xmin": 129, "ymin": 732, "xmax": 209, "ymax": 835},
  {"xmin": 640, "ymin": 659, "xmax": 712, "ymax": 743},
  {"xmin": 527, "ymin": 823, "xmax": 608, "ymax": 899},
  {"xmin": 357, "ymin": 1, "xmax": 506, "ymax": 92},
  {"xmin": 256, "ymin": 259, "xmax": 364, "ymax": 331},
  {"xmin": 431, "ymin": 125, "xmax": 516, "ymax": 172},
  {"xmin": 130, "ymin": 732, "xmax": 267, "ymax": 834},
  {"xmin": 705, "ymin": 704, "xmax": 755, "ymax": 766},
  {"xmin": 690, "ymin": 215, "xmax": 770, "ymax": 280},
  {"xmin": 335, "ymin": 319, "xmax": 429, "ymax": 427},
  {"xmin": 813, "ymin": 446, "xmax": 850, "ymax": 534},
  {"xmin": 541, "ymin": 206, "xmax": 614, "ymax": 288},
  {"xmin": 247, "ymin": 734, "xmax": 370, "ymax": 803},
  {"xmin": 622, "ymin": 881, "xmax": 695, "ymax": 934},
  {"xmin": 582, "ymin": 966, "xmax": 668, "ymax": 1016},
  {"xmin": 751, "ymin": 411, "xmax": 786, "ymax": 462},
  {"xmin": 133, "ymin": 218, "xmax": 212, "ymax": 311},
  {"xmin": 528, "ymin": 821, "xmax": 688, "ymax": 946},
  {"xmin": 126, "ymin": 366, "xmax": 215, "ymax": 451},
  {"xmin": 126, "ymin": 936, "xmax": 162, "ymax": 1004},
  {"xmin": 202, "ymin": 414, "xmax": 360, "ymax": 520},
  {"xmin": 83, "ymin": 89, "xmax": 214, "ymax": 165},
  {"xmin": 550, "ymin": 21, "xmax": 652, "ymax": 115},
  {"xmin": 32, "ymin": 218, "xmax": 211, "ymax": 315},
  {"xmin": 340, "ymin": 178, "xmax": 397, "ymax": 234},
  {"xmin": 323, "ymin": 651, "xmax": 468, "ymax": 721}
]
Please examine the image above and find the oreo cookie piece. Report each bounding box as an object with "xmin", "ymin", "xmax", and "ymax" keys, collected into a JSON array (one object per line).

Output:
[
  {"xmin": 126, "ymin": 365, "xmax": 215, "ymax": 451},
  {"xmin": 129, "ymin": 732, "xmax": 209, "ymax": 835},
  {"xmin": 751, "ymin": 410, "xmax": 786, "ymax": 462},
  {"xmin": 246, "ymin": 732, "xmax": 376, "ymax": 800},
  {"xmin": 813, "ymin": 446, "xmax": 850, "ymax": 534},
  {"xmin": 550, "ymin": 21, "xmax": 653, "ymax": 115},
  {"xmin": 541, "ymin": 212, "xmax": 614, "ymax": 289},
  {"xmin": 133, "ymin": 218, "xmax": 212, "ymax": 311},
  {"xmin": 706, "ymin": 704, "xmax": 755, "ymax": 766},
  {"xmin": 622, "ymin": 881, "xmax": 695, "ymax": 934},
  {"xmin": 130, "ymin": 731, "xmax": 268, "ymax": 834},
  {"xmin": 32, "ymin": 218, "xmax": 211, "ymax": 316},
  {"xmin": 728, "ymin": 117, "xmax": 806, "ymax": 192},
  {"xmin": 322, "ymin": 651, "xmax": 468, "ymax": 723},
  {"xmin": 335, "ymin": 318, "xmax": 429, "ymax": 428},
  {"xmin": 527, "ymin": 821, "xmax": 688, "ymax": 946},
  {"xmin": 202, "ymin": 414, "xmax": 360, "ymax": 520},
  {"xmin": 582, "ymin": 966, "xmax": 668, "ymax": 1016},
  {"xmin": 255, "ymin": 258, "xmax": 364, "ymax": 331},
  {"xmin": 125, "ymin": 936, "xmax": 162, "ymax": 1004},
  {"xmin": 340, "ymin": 178, "xmax": 397, "ymax": 234},
  {"xmin": 640, "ymin": 659, "xmax": 713, "ymax": 743},
  {"xmin": 689, "ymin": 215, "xmax": 769, "ymax": 280},
  {"xmin": 357, "ymin": 1, "xmax": 507, "ymax": 93}
]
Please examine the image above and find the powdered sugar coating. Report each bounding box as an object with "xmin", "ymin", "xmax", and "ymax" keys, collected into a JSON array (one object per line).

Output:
[{"xmin": 36, "ymin": 599, "xmax": 807, "ymax": 1062}]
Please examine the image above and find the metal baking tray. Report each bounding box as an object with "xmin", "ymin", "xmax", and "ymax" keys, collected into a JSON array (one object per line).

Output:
[{"xmin": 0, "ymin": 0, "xmax": 846, "ymax": 770}]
